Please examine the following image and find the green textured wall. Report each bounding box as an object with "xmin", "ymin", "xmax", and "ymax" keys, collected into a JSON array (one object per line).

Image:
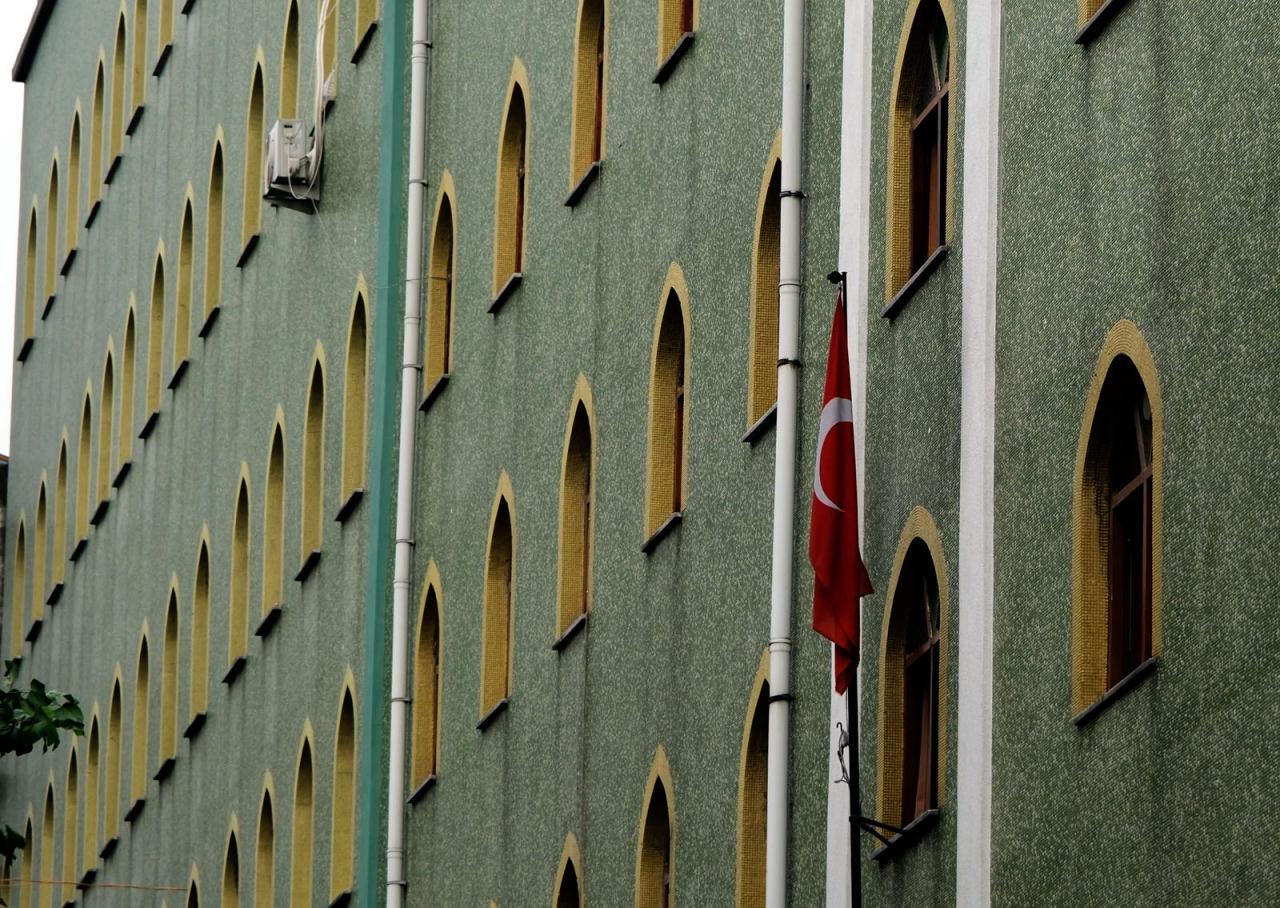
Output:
[
  {"xmin": 403, "ymin": 0, "xmax": 846, "ymax": 905},
  {"xmin": 2, "ymin": 0, "xmax": 387, "ymax": 902},
  {"xmin": 858, "ymin": 0, "xmax": 964, "ymax": 904},
  {"xmin": 992, "ymin": 1, "xmax": 1280, "ymax": 904}
]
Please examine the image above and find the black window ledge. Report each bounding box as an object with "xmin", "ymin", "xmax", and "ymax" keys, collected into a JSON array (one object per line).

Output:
[
  {"xmin": 352, "ymin": 19, "xmax": 379, "ymax": 63},
  {"xmin": 42, "ymin": 293, "xmax": 56, "ymax": 320},
  {"xmin": 77, "ymin": 867, "xmax": 98, "ymax": 889},
  {"xmin": 152, "ymin": 43, "xmax": 172, "ymax": 77},
  {"xmin": 198, "ymin": 305, "xmax": 221, "ymax": 338},
  {"xmin": 46, "ymin": 581, "xmax": 64, "ymax": 608},
  {"xmin": 565, "ymin": 162, "xmax": 601, "ymax": 207},
  {"xmin": 70, "ymin": 537, "xmax": 87, "ymax": 562},
  {"xmin": 476, "ymin": 698, "xmax": 510, "ymax": 732},
  {"xmin": 329, "ymin": 890, "xmax": 354, "ymax": 908},
  {"xmin": 222, "ymin": 654, "xmax": 248, "ymax": 685},
  {"xmin": 85, "ymin": 199, "xmax": 101, "ymax": 230},
  {"xmin": 90, "ymin": 499, "xmax": 110, "ymax": 526},
  {"xmin": 24, "ymin": 618, "xmax": 42, "ymax": 644},
  {"xmin": 153, "ymin": 755, "xmax": 176, "ymax": 783},
  {"xmin": 1076, "ymin": 0, "xmax": 1131, "ymax": 45},
  {"xmin": 61, "ymin": 898, "xmax": 75, "ymax": 908},
  {"xmin": 236, "ymin": 233, "xmax": 260, "ymax": 268},
  {"xmin": 419, "ymin": 373, "xmax": 450, "ymax": 414},
  {"xmin": 882, "ymin": 245, "xmax": 948, "ymax": 319},
  {"xmin": 489, "ymin": 273, "xmax": 523, "ymax": 314},
  {"xmin": 104, "ymin": 154, "xmax": 122, "ymax": 185},
  {"xmin": 98, "ymin": 836, "xmax": 119, "ymax": 861},
  {"xmin": 1072, "ymin": 657, "xmax": 1157, "ymax": 727},
  {"xmin": 60, "ymin": 247, "xmax": 77, "ymax": 277},
  {"xmin": 255, "ymin": 605, "xmax": 283, "ymax": 639},
  {"xmin": 16, "ymin": 337, "xmax": 33, "ymax": 362},
  {"xmin": 552, "ymin": 613, "xmax": 588, "ymax": 652},
  {"xmin": 408, "ymin": 774, "xmax": 437, "ymax": 806},
  {"xmin": 335, "ymin": 488, "xmax": 365, "ymax": 524},
  {"xmin": 295, "ymin": 549, "xmax": 322, "ymax": 583},
  {"xmin": 183, "ymin": 711, "xmax": 208, "ymax": 741},
  {"xmin": 126, "ymin": 104, "xmax": 145, "ymax": 137},
  {"xmin": 742, "ymin": 404, "xmax": 778, "ymax": 445},
  {"xmin": 872, "ymin": 808, "xmax": 941, "ymax": 863},
  {"xmin": 124, "ymin": 797, "xmax": 145, "ymax": 824},
  {"xmin": 654, "ymin": 32, "xmax": 695, "ymax": 85},
  {"xmin": 167, "ymin": 358, "xmax": 190, "ymax": 391},
  {"xmin": 641, "ymin": 512, "xmax": 683, "ymax": 554},
  {"xmin": 112, "ymin": 460, "xmax": 132, "ymax": 489},
  {"xmin": 138, "ymin": 409, "xmax": 160, "ymax": 440},
  {"xmin": 181, "ymin": 0, "xmax": 198, "ymax": 13}
]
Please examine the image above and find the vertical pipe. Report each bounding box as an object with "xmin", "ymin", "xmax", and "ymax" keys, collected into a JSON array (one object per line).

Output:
[
  {"xmin": 766, "ymin": 0, "xmax": 807, "ymax": 905},
  {"xmin": 385, "ymin": 0, "xmax": 432, "ymax": 903}
]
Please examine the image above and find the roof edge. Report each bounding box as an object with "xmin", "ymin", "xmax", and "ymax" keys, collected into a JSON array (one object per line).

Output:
[{"xmin": 12, "ymin": 0, "xmax": 58, "ymax": 84}]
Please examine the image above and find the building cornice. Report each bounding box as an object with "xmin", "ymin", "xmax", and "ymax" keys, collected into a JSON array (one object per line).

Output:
[{"xmin": 12, "ymin": 0, "xmax": 57, "ymax": 83}]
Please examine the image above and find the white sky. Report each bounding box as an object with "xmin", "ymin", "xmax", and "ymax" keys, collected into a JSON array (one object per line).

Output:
[{"xmin": 0, "ymin": 0, "xmax": 38, "ymax": 457}]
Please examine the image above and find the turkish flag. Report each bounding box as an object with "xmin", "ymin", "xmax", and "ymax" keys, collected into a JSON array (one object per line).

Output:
[{"xmin": 809, "ymin": 285, "xmax": 873, "ymax": 694}]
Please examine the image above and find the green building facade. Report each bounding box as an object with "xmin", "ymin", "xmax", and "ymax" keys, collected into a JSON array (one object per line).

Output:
[{"xmin": 3, "ymin": 0, "xmax": 1277, "ymax": 906}]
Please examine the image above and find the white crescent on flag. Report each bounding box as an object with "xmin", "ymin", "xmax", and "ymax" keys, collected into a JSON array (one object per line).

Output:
[{"xmin": 813, "ymin": 396, "xmax": 853, "ymax": 512}]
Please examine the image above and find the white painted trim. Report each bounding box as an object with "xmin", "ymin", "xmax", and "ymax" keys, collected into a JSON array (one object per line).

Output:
[
  {"xmin": 956, "ymin": 0, "xmax": 1002, "ymax": 905},
  {"xmin": 827, "ymin": 0, "xmax": 875, "ymax": 904}
]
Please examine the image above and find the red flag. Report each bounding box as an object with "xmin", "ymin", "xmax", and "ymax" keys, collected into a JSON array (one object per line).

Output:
[{"xmin": 809, "ymin": 285, "xmax": 873, "ymax": 694}]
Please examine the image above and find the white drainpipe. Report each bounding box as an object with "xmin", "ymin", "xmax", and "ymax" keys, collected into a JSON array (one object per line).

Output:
[
  {"xmin": 386, "ymin": 0, "xmax": 432, "ymax": 902},
  {"xmin": 766, "ymin": 0, "xmax": 807, "ymax": 905}
]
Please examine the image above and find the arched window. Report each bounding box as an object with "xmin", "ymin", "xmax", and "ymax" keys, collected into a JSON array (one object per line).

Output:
[
  {"xmin": 110, "ymin": 14, "xmax": 127, "ymax": 170},
  {"xmin": 492, "ymin": 61, "xmax": 530, "ymax": 304},
  {"xmin": 736, "ymin": 654, "xmax": 769, "ymax": 907},
  {"xmin": 98, "ymin": 348, "xmax": 116, "ymax": 508},
  {"xmin": 329, "ymin": 680, "xmax": 356, "ymax": 901},
  {"xmin": 45, "ymin": 156, "xmax": 60, "ymax": 309},
  {"xmin": 20, "ymin": 205, "xmax": 37, "ymax": 355},
  {"xmin": 412, "ymin": 569, "xmax": 442, "ymax": 789},
  {"xmin": 876, "ymin": 509, "xmax": 948, "ymax": 832},
  {"xmin": 66, "ymin": 112, "xmax": 81, "ymax": 263},
  {"xmin": 886, "ymin": 0, "xmax": 953, "ymax": 302},
  {"xmin": 223, "ymin": 828, "xmax": 241, "ymax": 908},
  {"xmin": 480, "ymin": 475, "xmax": 516, "ymax": 721},
  {"xmin": 556, "ymin": 380, "xmax": 594, "ymax": 639},
  {"xmin": 144, "ymin": 245, "xmax": 166, "ymax": 426},
  {"xmin": 187, "ymin": 878, "xmax": 200, "ymax": 908},
  {"xmin": 9, "ymin": 520, "xmax": 25, "ymax": 657},
  {"xmin": 52, "ymin": 441, "xmax": 68, "ymax": 594},
  {"xmin": 174, "ymin": 193, "xmax": 194, "ymax": 380},
  {"xmin": 130, "ymin": 631, "xmax": 150, "ymax": 810},
  {"xmin": 262, "ymin": 417, "xmax": 286, "ymax": 621},
  {"xmin": 656, "ymin": 0, "xmax": 695, "ymax": 71},
  {"xmin": 1072, "ymin": 321, "xmax": 1163, "ymax": 718},
  {"xmin": 89, "ymin": 59, "xmax": 105, "ymax": 212},
  {"xmin": 76, "ymin": 390, "xmax": 93, "ymax": 546},
  {"xmin": 61, "ymin": 747, "xmax": 79, "ymax": 907},
  {"xmin": 354, "ymin": 0, "xmax": 378, "ymax": 55},
  {"xmin": 229, "ymin": 474, "xmax": 251, "ymax": 672},
  {"xmin": 105, "ymin": 677, "xmax": 124, "ymax": 843},
  {"xmin": 159, "ymin": 585, "xmax": 180, "ymax": 771},
  {"xmin": 82, "ymin": 712, "xmax": 98, "ymax": 875},
  {"xmin": 554, "ymin": 833, "xmax": 585, "ymax": 908},
  {"xmin": 241, "ymin": 56, "xmax": 266, "ymax": 262},
  {"xmin": 321, "ymin": 0, "xmax": 340, "ymax": 87},
  {"xmin": 130, "ymin": 0, "xmax": 148, "ymax": 122},
  {"xmin": 33, "ymin": 483, "xmax": 47, "ymax": 622},
  {"xmin": 255, "ymin": 784, "xmax": 275, "ymax": 907},
  {"xmin": 290, "ymin": 734, "xmax": 314, "ymax": 906},
  {"xmin": 203, "ymin": 135, "xmax": 225, "ymax": 331},
  {"xmin": 635, "ymin": 746, "xmax": 675, "ymax": 908},
  {"xmin": 299, "ymin": 352, "xmax": 325, "ymax": 576},
  {"xmin": 339, "ymin": 287, "xmax": 368, "ymax": 512},
  {"xmin": 424, "ymin": 176, "xmax": 456, "ymax": 397},
  {"xmin": 190, "ymin": 536, "xmax": 211, "ymax": 724},
  {"xmin": 83, "ymin": 715, "xmax": 100, "ymax": 876},
  {"xmin": 644, "ymin": 265, "xmax": 691, "ymax": 545},
  {"xmin": 40, "ymin": 784, "xmax": 55, "ymax": 908},
  {"xmin": 569, "ymin": 0, "xmax": 606, "ymax": 193},
  {"xmin": 281, "ymin": 2, "xmax": 300, "ymax": 120},
  {"xmin": 747, "ymin": 138, "xmax": 781, "ymax": 431},
  {"xmin": 120, "ymin": 303, "xmax": 138, "ymax": 469}
]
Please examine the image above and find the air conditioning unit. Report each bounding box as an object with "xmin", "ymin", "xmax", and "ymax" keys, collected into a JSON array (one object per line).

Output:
[{"xmin": 264, "ymin": 119, "xmax": 319, "ymax": 211}]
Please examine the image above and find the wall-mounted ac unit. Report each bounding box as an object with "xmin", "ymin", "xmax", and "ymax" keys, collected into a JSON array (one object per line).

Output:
[{"xmin": 264, "ymin": 119, "xmax": 319, "ymax": 212}]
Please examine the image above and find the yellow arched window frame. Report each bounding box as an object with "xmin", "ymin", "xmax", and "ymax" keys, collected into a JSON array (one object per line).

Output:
[
  {"xmin": 143, "ymin": 242, "xmax": 167, "ymax": 431},
  {"xmin": 119, "ymin": 300, "xmax": 138, "ymax": 471},
  {"xmin": 635, "ymin": 745, "xmax": 676, "ymax": 908},
  {"xmin": 203, "ymin": 131, "xmax": 226, "ymax": 333},
  {"xmin": 61, "ymin": 745, "xmax": 79, "ymax": 906},
  {"xmin": 65, "ymin": 108, "xmax": 82, "ymax": 267},
  {"xmin": 9, "ymin": 518, "xmax": 25, "ymax": 657},
  {"xmin": 240, "ymin": 50, "xmax": 267, "ymax": 264},
  {"xmin": 554, "ymin": 832, "xmax": 585, "ymax": 907},
  {"xmin": 556, "ymin": 376, "xmax": 595, "ymax": 641},
  {"xmin": 75, "ymin": 388, "xmax": 94, "ymax": 547},
  {"xmin": 254, "ymin": 776, "xmax": 276, "ymax": 907},
  {"xmin": 746, "ymin": 133, "xmax": 782, "ymax": 433},
  {"xmin": 479, "ymin": 473, "xmax": 516, "ymax": 723},
  {"xmin": 736, "ymin": 651, "xmax": 769, "ymax": 907},
  {"xmin": 109, "ymin": 11, "xmax": 127, "ymax": 171},
  {"xmin": 97, "ymin": 345, "xmax": 117, "ymax": 510},
  {"xmin": 173, "ymin": 188, "xmax": 196, "ymax": 383},
  {"xmin": 88, "ymin": 56, "xmax": 106, "ymax": 215},
  {"xmin": 568, "ymin": 0, "xmax": 607, "ymax": 196},
  {"xmin": 643, "ymin": 264, "xmax": 691, "ymax": 545},
  {"xmin": 223, "ymin": 821, "xmax": 241, "ymax": 907},
  {"xmin": 44, "ymin": 153, "xmax": 60, "ymax": 311},
  {"xmin": 492, "ymin": 60, "xmax": 530, "ymax": 305},
  {"xmin": 159, "ymin": 585, "xmax": 181, "ymax": 772},
  {"xmin": 83, "ymin": 710, "xmax": 101, "ymax": 878},
  {"xmin": 329, "ymin": 674, "xmax": 357, "ymax": 901},
  {"xmin": 128, "ymin": 627, "xmax": 151, "ymax": 813},
  {"xmin": 354, "ymin": 0, "xmax": 378, "ymax": 60},
  {"xmin": 32, "ymin": 481, "xmax": 47, "ymax": 622},
  {"xmin": 261, "ymin": 411, "xmax": 287, "ymax": 627},
  {"xmin": 190, "ymin": 531, "xmax": 212, "ymax": 728},
  {"xmin": 130, "ymin": 0, "xmax": 148, "ymax": 125},
  {"xmin": 290, "ymin": 726, "xmax": 316, "ymax": 906},
  {"xmin": 227, "ymin": 466, "xmax": 252, "ymax": 676},
  {"xmin": 51, "ymin": 439, "xmax": 68, "ymax": 595},
  {"xmin": 19, "ymin": 203, "xmax": 38, "ymax": 358},
  {"xmin": 423, "ymin": 175, "xmax": 456, "ymax": 400},
  {"xmin": 298, "ymin": 346, "xmax": 326, "ymax": 579},
  {"xmin": 339, "ymin": 281, "xmax": 369, "ymax": 515},
  {"xmin": 411, "ymin": 563, "xmax": 444, "ymax": 793},
  {"xmin": 104, "ymin": 672, "xmax": 125, "ymax": 843}
]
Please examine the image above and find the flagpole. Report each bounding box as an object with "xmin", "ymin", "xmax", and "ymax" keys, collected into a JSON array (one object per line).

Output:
[{"xmin": 848, "ymin": 664, "xmax": 861, "ymax": 908}]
